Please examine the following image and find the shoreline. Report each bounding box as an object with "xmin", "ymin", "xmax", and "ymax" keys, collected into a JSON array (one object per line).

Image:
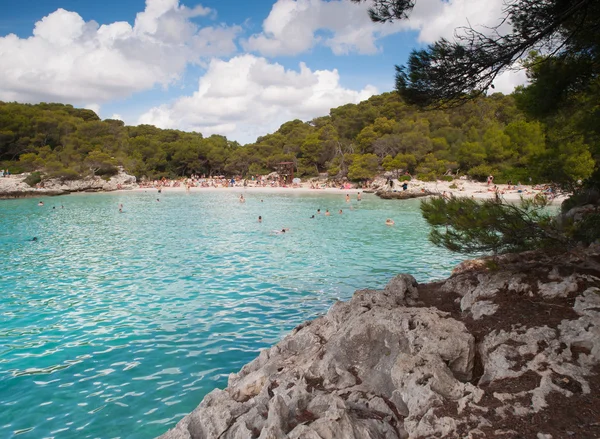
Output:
[{"xmin": 0, "ymin": 175, "xmax": 568, "ymax": 205}]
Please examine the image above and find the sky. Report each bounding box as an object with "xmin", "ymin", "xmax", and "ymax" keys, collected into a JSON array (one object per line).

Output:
[{"xmin": 0, "ymin": 0, "xmax": 528, "ymax": 144}]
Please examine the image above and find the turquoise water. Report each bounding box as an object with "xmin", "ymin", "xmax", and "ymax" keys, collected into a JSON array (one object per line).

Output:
[{"xmin": 0, "ymin": 191, "xmax": 465, "ymax": 439}]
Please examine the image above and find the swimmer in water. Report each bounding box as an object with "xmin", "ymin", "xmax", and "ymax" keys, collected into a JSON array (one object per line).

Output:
[
  {"xmin": 385, "ymin": 218, "xmax": 395, "ymax": 226},
  {"xmin": 357, "ymin": 192, "xmax": 362, "ymax": 201},
  {"xmin": 339, "ymin": 209, "xmax": 343, "ymax": 214},
  {"xmin": 345, "ymin": 194, "xmax": 350, "ymax": 202},
  {"xmin": 325, "ymin": 209, "xmax": 330, "ymax": 216},
  {"xmin": 240, "ymin": 195, "xmax": 245, "ymax": 203},
  {"xmin": 258, "ymin": 215, "xmax": 262, "ymax": 223},
  {"xmin": 317, "ymin": 209, "xmax": 321, "ymax": 214},
  {"xmin": 38, "ymin": 201, "xmax": 44, "ymax": 206},
  {"xmin": 31, "ymin": 237, "xmax": 38, "ymax": 241}
]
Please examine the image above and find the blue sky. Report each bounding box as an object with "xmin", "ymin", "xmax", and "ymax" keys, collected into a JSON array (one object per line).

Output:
[{"xmin": 0, "ymin": 0, "xmax": 524, "ymax": 144}]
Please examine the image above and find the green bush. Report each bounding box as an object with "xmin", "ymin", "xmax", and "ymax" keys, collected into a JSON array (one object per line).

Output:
[
  {"xmin": 417, "ymin": 172, "xmax": 437, "ymax": 182},
  {"xmin": 496, "ymin": 168, "xmax": 531, "ymax": 185},
  {"xmin": 440, "ymin": 175, "xmax": 454, "ymax": 182},
  {"xmin": 49, "ymin": 168, "xmax": 80, "ymax": 181},
  {"xmin": 468, "ymin": 164, "xmax": 497, "ymax": 182},
  {"xmin": 24, "ymin": 172, "xmax": 42, "ymax": 187},
  {"xmin": 449, "ymin": 183, "xmax": 458, "ymax": 189},
  {"xmin": 398, "ymin": 175, "xmax": 412, "ymax": 182},
  {"xmin": 95, "ymin": 166, "xmax": 118, "ymax": 177},
  {"xmin": 572, "ymin": 212, "xmax": 600, "ymax": 244}
]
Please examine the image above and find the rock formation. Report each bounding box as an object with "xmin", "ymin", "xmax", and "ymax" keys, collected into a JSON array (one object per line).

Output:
[
  {"xmin": 375, "ymin": 189, "xmax": 434, "ymax": 200},
  {"xmin": 0, "ymin": 170, "xmax": 137, "ymax": 199},
  {"xmin": 159, "ymin": 245, "xmax": 600, "ymax": 439}
]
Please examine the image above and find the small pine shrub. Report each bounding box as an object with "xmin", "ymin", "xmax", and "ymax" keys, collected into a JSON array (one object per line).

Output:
[{"xmin": 24, "ymin": 172, "xmax": 42, "ymax": 187}]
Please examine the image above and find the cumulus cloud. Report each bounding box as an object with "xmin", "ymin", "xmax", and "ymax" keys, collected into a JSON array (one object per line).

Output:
[
  {"xmin": 404, "ymin": 0, "xmax": 508, "ymax": 43},
  {"xmin": 404, "ymin": 0, "xmax": 527, "ymax": 92},
  {"xmin": 491, "ymin": 69, "xmax": 529, "ymax": 95},
  {"xmin": 138, "ymin": 55, "xmax": 377, "ymax": 143},
  {"xmin": 243, "ymin": 0, "xmax": 402, "ymax": 56},
  {"xmin": 0, "ymin": 0, "xmax": 241, "ymax": 104},
  {"xmin": 243, "ymin": 0, "xmax": 510, "ymax": 57}
]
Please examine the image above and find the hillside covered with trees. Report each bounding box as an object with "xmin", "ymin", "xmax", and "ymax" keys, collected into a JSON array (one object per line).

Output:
[{"xmin": 0, "ymin": 88, "xmax": 596, "ymax": 185}]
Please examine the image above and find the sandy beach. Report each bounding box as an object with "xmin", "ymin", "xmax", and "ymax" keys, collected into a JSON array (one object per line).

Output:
[
  {"xmin": 131, "ymin": 178, "xmax": 568, "ymax": 205},
  {"xmin": 0, "ymin": 173, "xmax": 567, "ymax": 205}
]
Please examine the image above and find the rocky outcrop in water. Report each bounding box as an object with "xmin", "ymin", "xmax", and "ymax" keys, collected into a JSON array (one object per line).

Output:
[
  {"xmin": 0, "ymin": 171, "xmax": 137, "ymax": 199},
  {"xmin": 375, "ymin": 189, "xmax": 434, "ymax": 200},
  {"xmin": 159, "ymin": 245, "xmax": 600, "ymax": 439}
]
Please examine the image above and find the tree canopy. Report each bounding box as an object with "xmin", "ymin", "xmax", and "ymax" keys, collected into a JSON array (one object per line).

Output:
[
  {"xmin": 353, "ymin": 0, "xmax": 599, "ymax": 109},
  {"xmin": 353, "ymin": 0, "xmax": 600, "ymax": 253}
]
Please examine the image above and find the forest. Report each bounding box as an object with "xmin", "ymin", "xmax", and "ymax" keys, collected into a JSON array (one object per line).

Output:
[{"xmin": 0, "ymin": 86, "xmax": 596, "ymax": 186}]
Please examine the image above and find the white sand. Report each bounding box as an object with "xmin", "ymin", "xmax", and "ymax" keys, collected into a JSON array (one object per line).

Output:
[{"xmin": 133, "ymin": 179, "xmax": 567, "ymax": 204}]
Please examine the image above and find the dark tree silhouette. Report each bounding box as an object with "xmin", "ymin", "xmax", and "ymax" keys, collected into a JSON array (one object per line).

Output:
[{"xmin": 352, "ymin": 0, "xmax": 600, "ymax": 107}]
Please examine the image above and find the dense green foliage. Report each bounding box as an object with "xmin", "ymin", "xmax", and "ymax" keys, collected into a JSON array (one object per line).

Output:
[
  {"xmin": 421, "ymin": 195, "xmax": 567, "ymax": 254},
  {"xmin": 353, "ymin": 0, "xmax": 600, "ymax": 252},
  {"xmin": 1, "ymin": 91, "xmax": 595, "ymax": 185}
]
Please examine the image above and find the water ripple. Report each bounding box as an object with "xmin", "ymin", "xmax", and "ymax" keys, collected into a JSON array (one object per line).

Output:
[{"xmin": 0, "ymin": 191, "xmax": 465, "ymax": 438}]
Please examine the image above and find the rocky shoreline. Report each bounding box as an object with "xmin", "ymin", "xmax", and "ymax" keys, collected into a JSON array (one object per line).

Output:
[
  {"xmin": 0, "ymin": 171, "xmax": 137, "ymax": 199},
  {"xmin": 159, "ymin": 245, "xmax": 600, "ymax": 439}
]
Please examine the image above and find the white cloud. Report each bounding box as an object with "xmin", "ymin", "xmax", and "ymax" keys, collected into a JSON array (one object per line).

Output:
[
  {"xmin": 243, "ymin": 0, "xmax": 402, "ymax": 57},
  {"xmin": 403, "ymin": 0, "xmax": 527, "ymax": 92},
  {"xmin": 491, "ymin": 69, "xmax": 529, "ymax": 95},
  {"xmin": 84, "ymin": 103, "xmax": 101, "ymax": 115},
  {"xmin": 0, "ymin": 0, "xmax": 241, "ymax": 104},
  {"xmin": 244, "ymin": 0, "xmax": 511, "ymax": 55},
  {"xmin": 138, "ymin": 55, "xmax": 377, "ymax": 144},
  {"xmin": 404, "ymin": 0, "xmax": 508, "ymax": 43}
]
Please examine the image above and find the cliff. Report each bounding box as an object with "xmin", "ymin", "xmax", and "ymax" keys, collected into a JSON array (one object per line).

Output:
[
  {"xmin": 0, "ymin": 171, "xmax": 137, "ymax": 199},
  {"xmin": 159, "ymin": 245, "xmax": 600, "ymax": 439}
]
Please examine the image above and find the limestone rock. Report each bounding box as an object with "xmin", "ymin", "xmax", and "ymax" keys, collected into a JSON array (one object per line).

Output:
[{"xmin": 158, "ymin": 246, "xmax": 600, "ymax": 439}]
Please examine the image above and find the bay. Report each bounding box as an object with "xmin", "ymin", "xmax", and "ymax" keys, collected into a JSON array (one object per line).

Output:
[{"xmin": 0, "ymin": 191, "xmax": 465, "ymax": 438}]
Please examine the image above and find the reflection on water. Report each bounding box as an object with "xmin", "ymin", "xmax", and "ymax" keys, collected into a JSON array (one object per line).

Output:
[{"xmin": 0, "ymin": 191, "xmax": 465, "ymax": 438}]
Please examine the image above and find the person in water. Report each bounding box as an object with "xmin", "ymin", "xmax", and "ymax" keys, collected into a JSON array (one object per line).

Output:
[
  {"xmin": 385, "ymin": 218, "xmax": 395, "ymax": 226},
  {"xmin": 345, "ymin": 194, "xmax": 350, "ymax": 202},
  {"xmin": 317, "ymin": 209, "xmax": 321, "ymax": 214},
  {"xmin": 339, "ymin": 209, "xmax": 343, "ymax": 214},
  {"xmin": 240, "ymin": 195, "xmax": 245, "ymax": 203},
  {"xmin": 325, "ymin": 209, "xmax": 330, "ymax": 216},
  {"xmin": 258, "ymin": 215, "xmax": 262, "ymax": 223},
  {"xmin": 31, "ymin": 237, "xmax": 38, "ymax": 241},
  {"xmin": 357, "ymin": 192, "xmax": 362, "ymax": 201},
  {"xmin": 38, "ymin": 201, "xmax": 44, "ymax": 206}
]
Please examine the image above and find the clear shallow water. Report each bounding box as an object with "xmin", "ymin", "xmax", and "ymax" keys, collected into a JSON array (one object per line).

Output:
[{"xmin": 0, "ymin": 191, "xmax": 465, "ymax": 439}]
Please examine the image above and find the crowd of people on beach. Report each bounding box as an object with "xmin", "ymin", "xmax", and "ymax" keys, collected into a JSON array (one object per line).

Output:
[
  {"xmin": 136, "ymin": 175, "xmax": 366, "ymax": 191},
  {"xmin": 138, "ymin": 175, "xmax": 306, "ymax": 190}
]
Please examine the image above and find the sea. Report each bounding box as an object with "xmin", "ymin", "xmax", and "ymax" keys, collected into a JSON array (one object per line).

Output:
[{"xmin": 0, "ymin": 190, "xmax": 466, "ymax": 438}]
